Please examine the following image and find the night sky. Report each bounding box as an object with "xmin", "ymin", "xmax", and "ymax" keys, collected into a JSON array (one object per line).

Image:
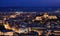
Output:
[{"xmin": 0, "ymin": 0, "xmax": 60, "ymax": 7}]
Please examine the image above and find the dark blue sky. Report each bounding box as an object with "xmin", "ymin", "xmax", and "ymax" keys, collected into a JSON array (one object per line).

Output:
[{"xmin": 0, "ymin": 0, "xmax": 60, "ymax": 7}]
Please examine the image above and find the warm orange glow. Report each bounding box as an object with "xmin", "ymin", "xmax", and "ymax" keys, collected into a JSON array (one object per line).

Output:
[
  {"xmin": 35, "ymin": 13, "xmax": 58, "ymax": 20},
  {"xmin": 9, "ymin": 15, "xmax": 16, "ymax": 18},
  {"xmin": 4, "ymin": 24, "xmax": 12, "ymax": 30},
  {"xmin": 35, "ymin": 16, "xmax": 42, "ymax": 21},
  {"xmin": 0, "ymin": 32, "xmax": 13, "ymax": 35},
  {"xmin": 48, "ymin": 16, "xmax": 57, "ymax": 19},
  {"xmin": 0, "ymin": 20, "xmax": 2, "ymax": 24},
  {"xmin": 3, "ymin": 18, "xmax": 7, "ymax": 20},
  {"xmin": 3, "ymin": 32, "xmax": 14, "ymax": 35},
  {"xmin": 0, "ymin": 32, "xmax": 3, "ymax": 35},
  {"xmin": 3, "ymin": 22, "xmax": 12, "ymax": 30}
]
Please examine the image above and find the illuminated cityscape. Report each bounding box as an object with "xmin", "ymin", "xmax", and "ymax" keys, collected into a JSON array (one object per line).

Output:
[
  {"xmin": 0, "ymin": 0, "xmax": 60, "ymax": 36},
  {"xmin": 0, "ymin": 12, "xmax": 60, "ymax": 36}
]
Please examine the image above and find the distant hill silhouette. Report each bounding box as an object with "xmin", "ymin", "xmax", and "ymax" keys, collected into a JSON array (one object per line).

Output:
[{"xmin": 0, "ymin": 7, "xmax": 60, "ymax": 12}]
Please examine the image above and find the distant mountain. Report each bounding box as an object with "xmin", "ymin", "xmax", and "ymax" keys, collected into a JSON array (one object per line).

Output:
[{"xmin": 0, "ymin": 7, "xmax": 60, "ymax": 12}]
